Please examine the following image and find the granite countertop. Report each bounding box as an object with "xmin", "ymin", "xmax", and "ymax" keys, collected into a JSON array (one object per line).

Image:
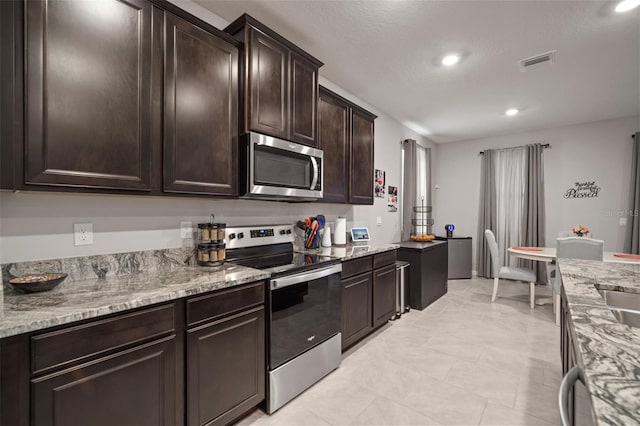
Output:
[
  {"xmin": 0, "ymin": 242, "xmax": 399, "ymax": 339},
  {"xmin": 0, "ymin": 264, "xmax": 269, "ymax": 339},
  {"xmin": 557, "ymin": 259, "xmax": 640, "ymax": 425},
  {"xmin": 295, "ymin": 242, "xmax": 399, "ymax": 260},
  {"xmin": 397, "ymin": 239, "xmax": 448, "ymax": 249}
]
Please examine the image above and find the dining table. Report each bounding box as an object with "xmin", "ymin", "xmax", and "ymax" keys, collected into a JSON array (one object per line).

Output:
[{"xmin": 508, "ymin": 247, "xmax": 640, "ymax": 264}]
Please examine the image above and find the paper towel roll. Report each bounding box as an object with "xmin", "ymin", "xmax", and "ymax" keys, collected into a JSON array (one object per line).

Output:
[{"xmin": 334, "ymin": 217, "xmax": 346, "ymax": 245}]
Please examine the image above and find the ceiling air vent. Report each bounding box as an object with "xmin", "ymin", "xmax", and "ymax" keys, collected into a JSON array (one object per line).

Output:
[{"xmin": 518, "ymin": 50, "xmax": 556, "ymax": 71}]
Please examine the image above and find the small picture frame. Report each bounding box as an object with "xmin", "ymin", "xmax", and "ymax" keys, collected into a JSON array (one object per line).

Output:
[{"xmin": 350, "ymin": 227, "xmax": 370, "ymax": 242}]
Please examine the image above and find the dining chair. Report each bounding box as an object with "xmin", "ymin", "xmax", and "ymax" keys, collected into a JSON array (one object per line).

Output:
[
  {"xmin": 484, "ymin": 229, "xmax": 537, "ymax": 308},
  {"xmin": 549, "ymin": 237, "xmax": 604, "ymax": 325}
]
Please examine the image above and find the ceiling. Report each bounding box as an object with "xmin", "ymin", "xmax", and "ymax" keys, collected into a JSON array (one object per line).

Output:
[{"xmin": 195, "ymin": 0, "xmax": 640, "ymax": 144}]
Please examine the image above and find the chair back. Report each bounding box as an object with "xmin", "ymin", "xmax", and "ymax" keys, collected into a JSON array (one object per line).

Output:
[
  {"xmin": 484, "ymin": 229, "xmax": 502, "ymax": 273},
  {"xmin": 556, "ymin": 237, "xmax": 604, "ymax": 261}
]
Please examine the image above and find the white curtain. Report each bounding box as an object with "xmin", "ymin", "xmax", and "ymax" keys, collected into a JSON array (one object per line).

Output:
[
  {"xmin": 494, "ymin": 148, "xmax": 527, "ymax": 268},
  {"xmin": 401, "ymin": 140, "xmax": 431, "ymax": 240}
]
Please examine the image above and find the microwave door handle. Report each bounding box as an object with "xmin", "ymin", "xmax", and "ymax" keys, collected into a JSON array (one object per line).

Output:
[{"xmin": 310, "ymin": 157, "xmax": 318, "ymax": 190}]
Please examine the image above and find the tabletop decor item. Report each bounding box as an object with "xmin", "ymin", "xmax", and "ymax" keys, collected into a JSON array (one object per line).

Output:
[
  {"xmin": 572, "ymin": 225, "xmax": 589, "ymax": 237},
  {"xmin": 8, "ymin": 272, "xmax": 68, "ymax": 293}
]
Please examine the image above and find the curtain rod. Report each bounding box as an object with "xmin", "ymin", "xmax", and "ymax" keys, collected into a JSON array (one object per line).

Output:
[{"xmin": 479, "ymin": 143, "xmax": 550, "ymax": 155}]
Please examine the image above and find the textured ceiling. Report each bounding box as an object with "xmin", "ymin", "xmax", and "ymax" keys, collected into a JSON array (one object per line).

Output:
[{"xmin": 195, "ymin": 0, "xmax": 640, "ymax": 143}]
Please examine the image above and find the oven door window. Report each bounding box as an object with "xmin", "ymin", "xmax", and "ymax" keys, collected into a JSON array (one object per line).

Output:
[
  {"xmin": 269, "ymin": 273, "xmax": 341, "ymax": 369},
  {"xmin": 254, "ymin": 145, "xmax": 312, "ymax": 190}
]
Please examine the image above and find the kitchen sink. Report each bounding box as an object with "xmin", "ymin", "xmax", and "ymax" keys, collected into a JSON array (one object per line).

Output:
[
  {"xmin": 610, "ymin": 309, "xmax": 640, "ymax": 328},
  {"xmin": 598, "ymin": 289, "xmax": 640, "ymax": 311}
]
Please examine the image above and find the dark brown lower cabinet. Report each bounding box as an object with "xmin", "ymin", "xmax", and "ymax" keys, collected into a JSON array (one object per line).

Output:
[
  {"xmin": 373, "ymin": 263, "xmax": 397, "ymax": 328},
  {"xmin": 341, "ymin": 251, "xmax": 396, "ymax": 349},
  {"xmin": 32, "ymin": 336, "xmax": 177, "ymax": 426},
  {"xmin": 397, "ymin": 241, "xmax": 448, "ymax": 310},
  {"xmin": 0, "ymin": 282, "xmax": 267, "ymax": 426},
  {"xmin": 342, "ymin": 272, "xmax": 373, "ymax": 348},
  {"xmin": 187, "ymin": 306, "xmax": 265, "ymax": 426}
]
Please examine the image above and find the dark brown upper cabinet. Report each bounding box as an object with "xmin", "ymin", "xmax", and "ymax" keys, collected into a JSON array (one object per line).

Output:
[
  {"xmin": 24, "ymin": 0, "xmax": 160, "ymax": 191},
  {"xmin": 225, "ymin": 14, "xmax": 323, "ymax": 147},
  {"xmin": 318, "ymin": 86, "xmax": 376, "ymax": 205},
  {"xmin": 349, "ymin": 108, "xmax": 376, "ymax": 204},
  {"xmin": 163, "ymin": 11, "xmax": 239, "ymax": 196},
  {"xmin": 318, "ymin": 87, "xmax": 349, "ymax": 203}
]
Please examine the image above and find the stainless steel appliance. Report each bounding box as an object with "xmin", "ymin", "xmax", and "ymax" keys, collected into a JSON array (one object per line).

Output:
[
  {"xmin": 393, "ymin": 260, "xmax": 410, "ymax": 319},
  {"xmin": 225, "ymin": 225, "xmax": 342, "ymax": 414},
  {"xmin": 241, "ymin": 132, "xmax": 323, "ymax": 201}
]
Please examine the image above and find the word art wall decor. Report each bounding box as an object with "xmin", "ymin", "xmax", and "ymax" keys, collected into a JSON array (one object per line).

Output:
[{"xmin": 563, "ymin": 181, "xmax": 601, "ymax": 199}]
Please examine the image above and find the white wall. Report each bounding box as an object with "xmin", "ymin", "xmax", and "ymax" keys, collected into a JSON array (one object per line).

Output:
[
  {"xmin": 433, "ymin": 115, "xmax": 640, "ymax": 270},
  {"xmin": 0, "ymin": 0, "xmax": 430, "ymax": 263}
]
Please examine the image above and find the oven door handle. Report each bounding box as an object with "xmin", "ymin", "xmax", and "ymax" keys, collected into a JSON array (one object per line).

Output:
[{"xmin": 270, "ymin": 264, "xmax": 342, "ymax": 290}]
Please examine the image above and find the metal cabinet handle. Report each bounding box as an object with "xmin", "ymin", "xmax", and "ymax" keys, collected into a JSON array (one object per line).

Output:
[
  {"xmin": 559, "ymin": 365, "xmax": 585, "ymax": 426},
  {"xmin": 310, "ymin": 157, "xmax": 318, "ymax": 190}
]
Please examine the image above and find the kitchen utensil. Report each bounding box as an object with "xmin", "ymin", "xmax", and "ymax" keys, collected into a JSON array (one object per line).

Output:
[{"xmin": 8, "ymin": 272, "xmax": 68, "ymax": 293}]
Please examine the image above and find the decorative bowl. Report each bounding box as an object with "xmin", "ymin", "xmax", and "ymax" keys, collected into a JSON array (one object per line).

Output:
[{"xmin": 8, "ymin": 273, "xmax": 68, "ymax": 293}]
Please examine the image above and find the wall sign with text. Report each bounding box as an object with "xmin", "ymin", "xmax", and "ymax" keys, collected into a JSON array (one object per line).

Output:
[{"xmin": 563, "ymin": 181, "xmax": 601, "ymax": 199}]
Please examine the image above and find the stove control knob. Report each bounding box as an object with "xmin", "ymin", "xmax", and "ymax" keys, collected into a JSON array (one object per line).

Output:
[
  {"xmin": 228, "ymin": 233, "xmax": 236, "ymax": 240},
  {"xmin": 279, "ymin": 230, "xmax": 286, "ymax": 235},
  {"xmin": 286, "ymin": 229, "xmax": 292, "ymax": 234},
  {"xmin": 237, "ymin": 232, "xmax": 244, "ymax": 239}
]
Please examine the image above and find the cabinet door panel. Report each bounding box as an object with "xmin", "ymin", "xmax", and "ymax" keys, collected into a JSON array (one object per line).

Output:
[
  {"xmin": 164, "ymin": 13, "xmax": 238, "ymax": 195},
  {"xmin": 32, "ymin": 336, "xmax": 176, "ymax": 426},
  {"xmin": 373, "ymin": 264, "xmax": 397, "ymax": 328},
  {"xmin": 25, "ymin": 0, "xmax": 156, "ymax": 190},
  {"xmin": 187, "ymin": 307, "xmax": 265, "ymax": 426},
  {"xmin": 290, "ymin": 52, "xmax": 318, "ymax": 146},
  {"xmin": 318, "ymin": 89, "xmax": 349, "ymax": 203},
  {"xmin": 349, "ymin": 109, "xmax": 374, "ymax": 204},
  {"xmin": 342, "ymin": 272, "xmax": 373, "ymax": 349},
  {"xmin": 249, "ymin": 29, "xmax": 288, "ymax": 139}
]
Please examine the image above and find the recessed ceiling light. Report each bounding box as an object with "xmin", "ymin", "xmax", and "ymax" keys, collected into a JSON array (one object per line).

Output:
[
  {"xmin": 615, "ymin": 0, "xmax": 640, "ymax": 12},
  {"xmin": 505, "ymin": 108, "xmax": 519, "ymax": 116},
  {"xmin": 441, "ymin": 54, "xmax": 460, "ymax": 66}
]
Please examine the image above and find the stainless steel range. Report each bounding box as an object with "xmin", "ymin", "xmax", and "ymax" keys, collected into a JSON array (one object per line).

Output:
[{"xmin": 225, "ymin": 224, "xmax": 342, "ymax": 414}]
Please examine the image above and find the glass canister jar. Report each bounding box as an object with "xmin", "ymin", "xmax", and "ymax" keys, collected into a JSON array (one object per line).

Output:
[
  {"xmin": 197, "ymin": 243, "xmax": 225, "ymax": 266},
  {"xmin": 197, "ymin": 223, "xmax": 226, "ymax": 243}
]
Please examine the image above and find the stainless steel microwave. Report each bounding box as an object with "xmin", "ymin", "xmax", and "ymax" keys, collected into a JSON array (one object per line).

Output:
[{"xmin": 241, "ymin": 132, "xmax": 323, "ymax": 201}]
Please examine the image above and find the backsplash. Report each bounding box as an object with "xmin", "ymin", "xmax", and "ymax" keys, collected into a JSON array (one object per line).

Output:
[{"xmin": 2, "ymin": 246, "xmax": 195, "ymax": 289}]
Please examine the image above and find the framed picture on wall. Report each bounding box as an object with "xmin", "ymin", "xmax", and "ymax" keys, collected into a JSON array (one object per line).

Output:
[{"xmin": 375, "ymin": 169, "xmax": 385, "ymax": 198}]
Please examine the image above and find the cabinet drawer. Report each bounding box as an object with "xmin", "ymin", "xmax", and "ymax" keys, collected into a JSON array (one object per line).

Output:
[
  {"xmin": 341, "ymin": 256, "xmax": 372, "ymax": 279},
  {"xmin": 373, "ymin": 250, "xmax": 396, "ymax": 269},
  {"xmin": 32, "ymin": 304, "xmax": 175, "ymax": 374},
  {"xmin": 187, "ymin": 281, "xmax": 265, "ymax": 327}
]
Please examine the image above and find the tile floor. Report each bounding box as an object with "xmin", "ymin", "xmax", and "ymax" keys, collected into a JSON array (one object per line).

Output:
[{"xmin": 237, "ymin": 277, "xmax": 562, "ymax": 425}]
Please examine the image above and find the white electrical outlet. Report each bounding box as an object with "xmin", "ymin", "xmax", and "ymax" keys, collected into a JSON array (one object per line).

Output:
[
  {"xmin": 376, "ymin": 217, "xmax": 382, "ymax": 226},
  {"xmin": 620, "ymin": 217, "xmax": 627, "ymax": 226},
  {"xmin": 74, "ymin": 223, "xmax": 93, "ymax": 246},
  {"xmin": 180, "ymin": 221, "xmax": 193, "ymax": 238}
]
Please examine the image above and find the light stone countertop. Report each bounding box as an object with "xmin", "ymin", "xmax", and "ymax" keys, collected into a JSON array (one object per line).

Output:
[
  {"xmin": 0, "ymin": 264, "xmax": 269, "ymax": 339},
  {"xmin": 0, "ymin": 243, "xmax": 399, "ymax": 339},
  {"xmin": 558, "ymin": 259, "xmax": 640, "ymax": 426},
  {"xmin": 295, "ymin": 243, "xmax": 399, "ymax": 260}
]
